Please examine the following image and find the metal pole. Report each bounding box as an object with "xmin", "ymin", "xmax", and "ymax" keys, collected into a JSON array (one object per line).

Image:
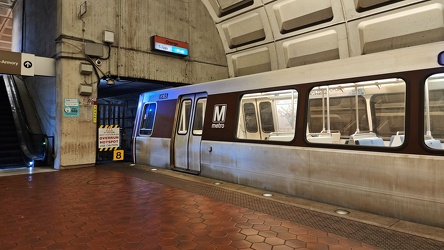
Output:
[{"xmin": 355, "ymin": 84, "xmax": 360, "ymax": 134}]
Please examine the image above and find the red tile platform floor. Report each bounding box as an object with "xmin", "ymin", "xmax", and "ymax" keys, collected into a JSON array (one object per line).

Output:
[{"xmin": 0, "ymin": 166, "xmax": 383, "ymax": 250}]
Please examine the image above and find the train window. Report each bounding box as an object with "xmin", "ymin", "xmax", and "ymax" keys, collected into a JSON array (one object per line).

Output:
[
  {"xmin": 139, "ymin": 103, "xmax": 157, "ymax": 136},
  {"xmin": 192, "ymin": 98, "xmax": 207, "ymax": 135},
  {"xmin": 178, "ymin": 99, "xmax": 192, "ymax": 135},
  {"xmin": 237, "ymin": 89, "xmax": 298, "ymax": 141},
  {"xmin": 308, "ymin": 96, "xmax": 368, "ymax": 138},
  {"xmin": 424, "ymin": 74, "xmax": 444, "ymax": 150},
  {"xmin": 371, "ymin": 93, "xmax": 405, "ymax": 140},
  {"xmin": 307, "ymin": 78, "xmax": 406, "ymax": 146}
]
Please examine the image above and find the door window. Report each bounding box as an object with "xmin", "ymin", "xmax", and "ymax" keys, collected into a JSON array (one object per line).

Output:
[
  {"xmin": 243, "ymin": 103, "xmax": 258, "ymax": 133},
  {"xmin": 193, "ymin": 98, "xmax": 207, "ymax": 135},
  {"xmin": 178, "ymin": 100, "xmax": 192, "ymax": 135}
]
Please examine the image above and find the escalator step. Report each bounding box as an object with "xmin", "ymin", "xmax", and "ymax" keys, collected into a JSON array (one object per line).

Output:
[
  {"xmin": 0, "ymin": 147, "xmax": 25, "ymax": 167},
  {"xmin": 0, "ymin": 159, "xmax": 27, "ymax": 168},
  {"xmin": 0, "ymin": 130, "xmax": 17, "ymax": 135},
  {"xmin": 0, "ymin": 138, "xmax": 20, "ymax": 144},
  {"xmin": 0, "ymin": 127, "xmax": 17, "ymax": 133},
  {"xmin": 0, "ymin": 76, "xmax": 33, "ymax": 168},
  {"xmin": 0, "ymin": 144, "xmax": 21, "ymax": 153},
  {"xmin": 0, "ymin": 147, "xmax": 22, "ymax": 155}
]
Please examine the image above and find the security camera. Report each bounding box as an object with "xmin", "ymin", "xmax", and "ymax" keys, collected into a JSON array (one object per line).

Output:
[{"xmin": 95, "ymin": 59, "xmax": 102, "ymax": 66}]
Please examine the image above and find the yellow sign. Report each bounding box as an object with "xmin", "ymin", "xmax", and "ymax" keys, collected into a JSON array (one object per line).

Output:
[
  {"xmin": 113, "ymin": 150, "xmax": 124, "ymax": 161},
  {"xmin": 93, "ymin": 105, "xmax": 97, "ymax": 123}
]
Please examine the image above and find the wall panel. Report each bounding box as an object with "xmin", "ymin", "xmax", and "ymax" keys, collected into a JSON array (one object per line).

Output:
[
  {"xmin": 227, "ymin": 44, "xmax": 278, "ymax": 77},
  {"xmin": 217, "ymin": 8, "xmax": 274, "ymax": 52},
  {"xmin": 276, "ymin": 25, "xmax": 349, "ymax": 69},
  {"xmin": 348, "ymin": 2, "xmax": 444, "ymax": 56}
]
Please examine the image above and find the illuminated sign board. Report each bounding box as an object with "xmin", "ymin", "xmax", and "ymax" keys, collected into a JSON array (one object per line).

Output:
[{"xmin": 152, "ymin": 35, "xmax": 189, "ymax": 56}]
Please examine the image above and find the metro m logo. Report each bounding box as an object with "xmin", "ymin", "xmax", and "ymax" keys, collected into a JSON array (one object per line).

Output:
[{"xmin": 212, "ymin": 104, "xmax": 227, "ymax": 123}]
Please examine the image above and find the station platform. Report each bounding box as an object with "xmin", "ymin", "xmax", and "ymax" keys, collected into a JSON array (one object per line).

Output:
[{"xmin": 1, "ymin": 163, "xmax": 443, "ymax": 250}]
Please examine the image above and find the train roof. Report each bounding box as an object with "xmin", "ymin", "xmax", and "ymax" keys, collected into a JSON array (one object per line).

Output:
[{"xmin": 140, "ymin": 41, "xmax": 444, "ymax": 102}]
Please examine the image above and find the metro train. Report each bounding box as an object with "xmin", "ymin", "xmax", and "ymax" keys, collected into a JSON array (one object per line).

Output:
[{"xmin": 132, "ymin": 42, "xmax": 444, "ymax": 228}]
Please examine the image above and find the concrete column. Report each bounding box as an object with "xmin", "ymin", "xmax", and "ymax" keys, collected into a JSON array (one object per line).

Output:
[{"xmin": 54, "ymin": 58, "xmax": 98, "ymax": 169}]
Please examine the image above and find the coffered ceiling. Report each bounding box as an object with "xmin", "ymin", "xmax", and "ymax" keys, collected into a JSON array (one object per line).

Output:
[{"xmin": 0, "ymin": 0, "xmax": 14, "ymax": 51}]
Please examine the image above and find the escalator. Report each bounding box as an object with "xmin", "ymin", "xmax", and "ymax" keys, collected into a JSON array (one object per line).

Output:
[
  {"xmin": 0, "ymin": 75, "xmax": 47, "ymax": 168},
  {"xmin": 0, "ymin": 80, "xmax": 24, "ymax": 167}
]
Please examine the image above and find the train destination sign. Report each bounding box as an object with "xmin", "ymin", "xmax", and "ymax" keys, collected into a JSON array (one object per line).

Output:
[{"xmin": 152, "ymin": 35, "xmax": 189, "ymax": 56}]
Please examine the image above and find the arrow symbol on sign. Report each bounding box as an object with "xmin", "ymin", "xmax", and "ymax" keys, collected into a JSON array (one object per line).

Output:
[{"xmin": 24, "ymin": 61, "xmax": 32, "ymax": 68}]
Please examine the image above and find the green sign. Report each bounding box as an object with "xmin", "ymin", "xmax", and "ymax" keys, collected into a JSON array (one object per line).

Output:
[{"xmin": 64, "ymin": 98, "xmax": 79, "ymax": 117}]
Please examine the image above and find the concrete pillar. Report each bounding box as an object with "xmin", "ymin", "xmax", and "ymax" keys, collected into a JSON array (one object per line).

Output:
[{"xmin": 54, "ymin": 58, "xmax": 98, "ymax": 169}]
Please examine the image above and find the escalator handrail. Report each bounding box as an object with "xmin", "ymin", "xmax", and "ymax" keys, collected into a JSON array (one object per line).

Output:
[{"xmin": 2, "ymin": 75, "xmax": 47, "ymax": 161}]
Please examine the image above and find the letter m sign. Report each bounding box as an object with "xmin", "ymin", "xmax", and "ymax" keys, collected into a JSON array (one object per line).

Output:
[{"xmin": 213, "ymin": 104, "xmax": 227, "ymax": 123}]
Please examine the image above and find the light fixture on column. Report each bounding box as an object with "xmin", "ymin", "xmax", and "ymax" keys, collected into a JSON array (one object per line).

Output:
[{"xmin": 106, "ymin": 78, "xmax": 115, "ymax": 85}]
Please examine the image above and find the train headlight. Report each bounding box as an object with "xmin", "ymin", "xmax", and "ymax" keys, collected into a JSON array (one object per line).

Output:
[{"xmin": 438, "ymin": 51, "xmax": 444, "ymax": 66}]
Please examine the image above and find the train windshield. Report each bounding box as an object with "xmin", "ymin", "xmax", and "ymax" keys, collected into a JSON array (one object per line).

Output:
[
  {"xmin": 307, "ymin": 78, "xmax": 406, "ymax": 146},
  {"xmin": 424, "ymin": 73, "xmax": 444, "ymax": 150},
  {"xmin": 237, "ymin": 89, "xmax": 298, "ymax": 141},
  {"xmin": 139, "ymin": 103, "xmax": 157, "ymax": 136}
]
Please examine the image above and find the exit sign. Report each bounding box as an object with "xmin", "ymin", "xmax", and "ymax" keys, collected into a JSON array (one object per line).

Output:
[{"xmin": 152, "ymin": 35, "xmax": 189, "ymax": 56}]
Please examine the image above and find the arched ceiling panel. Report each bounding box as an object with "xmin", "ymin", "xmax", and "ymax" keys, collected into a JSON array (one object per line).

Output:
[{"xmin": 201, "ymin": 0, "xmax": 443, "ymax": 77}]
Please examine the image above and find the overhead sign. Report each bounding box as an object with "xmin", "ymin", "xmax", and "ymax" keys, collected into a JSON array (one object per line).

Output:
[
  {"xmin": 0, "ymin": 51, "xmax": 35, "ymax": 76},
  {"xmin": 152, "ymin": 35, "xmax": 189, "ymax": 56}
]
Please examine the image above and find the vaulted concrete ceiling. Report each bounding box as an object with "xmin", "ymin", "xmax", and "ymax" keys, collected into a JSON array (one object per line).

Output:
[
  {"xmin": 2, "ymin": 1, "xmax": 443, "ymax": 67},
  {"xmin": 97, "ymin": 0, "xmax": 444, "ymax": 99},
  {"xmin": 201, "ymin": 0, "xmax": 444, "ymax": 78},
  {"xmin": 0, "ymin": 0, "xmax": 13, "ymax": 51},
  {"xmin": 3, "ymin": 0, "xmax": 443, "ymax": 99}
]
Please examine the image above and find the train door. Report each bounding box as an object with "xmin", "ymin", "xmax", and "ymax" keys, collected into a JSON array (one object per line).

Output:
[
  {"xmin": 240, "ymin": 98, "xmax": 275, "ymax": 140},
  {"xmin": 241, "ymin": 99, "xmax": 261, "ymax": 140},
  {"xmin": 172, "ymin": 93, "xmax": 207, "ymax": 173}
]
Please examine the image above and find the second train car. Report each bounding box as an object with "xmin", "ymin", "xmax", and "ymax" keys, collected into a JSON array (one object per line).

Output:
[{"xmin": 132, "ymin": 42, "xmax": 444, "ymax": 228}]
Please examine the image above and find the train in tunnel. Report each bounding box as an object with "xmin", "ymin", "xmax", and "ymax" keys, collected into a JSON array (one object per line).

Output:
[{"xmin": 132, "ymin": 42, "xmax": 444, "ymax": 228}]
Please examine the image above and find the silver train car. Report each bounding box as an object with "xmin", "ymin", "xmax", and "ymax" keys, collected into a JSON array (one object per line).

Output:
[{"xmin": 132, "ymin": 42, "xmax": 444, "ymax": 228}]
